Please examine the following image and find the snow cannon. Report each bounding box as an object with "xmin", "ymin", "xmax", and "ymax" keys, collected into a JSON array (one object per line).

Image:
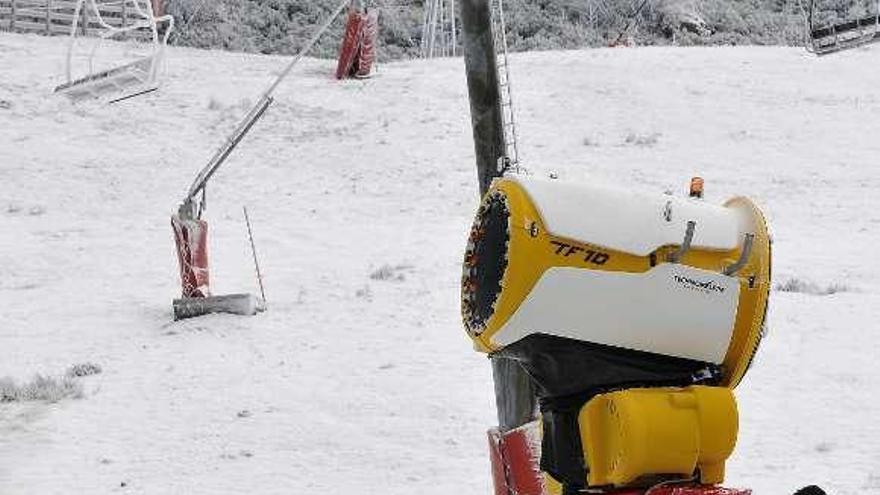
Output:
[{"xmin": 461, "ymin": 175, "xmax": 770, "ymax": 493}]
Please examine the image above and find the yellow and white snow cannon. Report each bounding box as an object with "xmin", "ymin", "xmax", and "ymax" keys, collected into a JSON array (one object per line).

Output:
[{"xmin": 461, "ymin": 175, "xmax": 770, "ymax": 492}]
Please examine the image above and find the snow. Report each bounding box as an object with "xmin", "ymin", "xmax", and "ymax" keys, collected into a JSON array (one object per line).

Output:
[{"xmin": 2, "ymin": 31, "xmax": 880, "ymax": 494}]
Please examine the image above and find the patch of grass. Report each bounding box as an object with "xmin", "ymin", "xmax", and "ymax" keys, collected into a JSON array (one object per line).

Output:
[
  {"xmin": 623, "ymin": 132, "xmax": 661, "ymax": 147},
  {"xmin": 0, "ymin": 374, "xmax": 83, "ymax": 403},
  {"xmin": 369, "ymin": 264, "xmax": 414, "ymax": 282},
  {"xmin": 774, "ymin": 278, "xmax": 849, "ymax": 296},
  {"xmin": 65, "ymin": 362, "xmax": 102, "ymax": 378}
]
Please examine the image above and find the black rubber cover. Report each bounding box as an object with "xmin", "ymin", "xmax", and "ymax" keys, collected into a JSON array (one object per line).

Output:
[{"xmin": 494, "ymin": 333, "xmax": 721, "ymax": 489}]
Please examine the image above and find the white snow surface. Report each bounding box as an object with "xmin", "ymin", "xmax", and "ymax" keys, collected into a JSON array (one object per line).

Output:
[{"xmin": 2, "ymin": 32, "xmax": 880, "ymax": 494}]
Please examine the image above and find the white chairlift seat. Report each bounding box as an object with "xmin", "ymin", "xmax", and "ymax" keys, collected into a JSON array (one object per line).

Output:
[{"xmin": 54, "ymin": 0, "xmax": 173, "ymax": 103}]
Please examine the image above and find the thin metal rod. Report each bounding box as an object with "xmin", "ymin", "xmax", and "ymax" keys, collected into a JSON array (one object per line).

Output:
[
  {"xmin": 243, "ymin": 206, "xmax": 267, "ymax": 306},
  {"xmin": 723, "ymin": 233, "xmax": 755, "ymax": 276},
  {"xmin": 263, "ymin": 0, "xmax": 350, "ymax": 97},
  {"xmin": 184, "ymin": 0, "xmax": 350, "ymax": 202},
  {"xmin": 185, "ymin": 96, "xmax": 273, "ymax": 201},
  {"xmin": 450, "ymin": 0, "xmax": 456, "ymax": 55},
  {"xmin": 668, "ymin": 220, "xmax": 696, "ymax": 263}
]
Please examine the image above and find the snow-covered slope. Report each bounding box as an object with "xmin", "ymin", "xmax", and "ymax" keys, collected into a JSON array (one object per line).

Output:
[{"xmin": 2, "ymin": 32, "xmax": 879, "ymax": 494}]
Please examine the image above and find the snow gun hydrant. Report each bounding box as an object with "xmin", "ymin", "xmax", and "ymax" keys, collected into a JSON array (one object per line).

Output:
[{"xmin": 460, "ymin": 175, "xmax": 771, "ymax": 495}]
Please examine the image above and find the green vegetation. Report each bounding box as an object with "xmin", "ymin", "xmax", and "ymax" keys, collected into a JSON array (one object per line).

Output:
[{"xmin": 164, "ymin": 0, "xmax": 875, "ymax": 58}]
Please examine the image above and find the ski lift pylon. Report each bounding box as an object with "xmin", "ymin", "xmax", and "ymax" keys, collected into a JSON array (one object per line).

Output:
[{"xmin": 54, "ymin": 0, "xmax": 174, "ymax": 103}]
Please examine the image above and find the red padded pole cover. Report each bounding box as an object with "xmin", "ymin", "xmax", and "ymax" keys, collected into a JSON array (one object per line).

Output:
[
  {"xmin": 355, "ymin": 10, "xmax": 379, "ymax": 77},
  {"xmin": 335, "ymin": 9, "xmax": 364, "ymax": 79},
  {"xmin": 488, "ymin": 424, "xmax": 544, "ymax": 495},
  {"xmin": 171, "ymin": 214, "xmax": 210, "ymax": 298}
]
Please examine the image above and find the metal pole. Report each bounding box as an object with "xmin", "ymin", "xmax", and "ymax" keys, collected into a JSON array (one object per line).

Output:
[
  {"xmin": 427, "ymin": 0, "xmax": 438, "ymax": 57},
  {"xmin": 80, "ymin": 1, "xmax": 87, "ymax": 36},
  {"xmin": 432, "ymin": 0, "xmax": 441, "ymax": 56},
  {"xmin": 65, "ymin": 0, "xmax": 84, "ymax": 82},
  {"xmin": 262, "ymin": 0, "xmax": 349, "ymax": 98},
  {"xmin": 437, "ymin": 0, "xmax": 443, "ymax": 56},
  {"xmin": 183, "ymin": 0, "xmax": 350, "ymax": 206},
  {"xmin": 440, "ymin": 0, "xmax": 447, "ymax": 56},
  {"xmin": 420, "ymin": 0, "xmax": 431, "ymax": 57},
  {"xmin": 243, "ymin": 206, "xmax": 267, "ymax": 305},
  {"xmin": 450, "ymin": 0, "xmax": 456, "ymax": 55},
  {"xmin": 461, "ymin": 0, "xmax": 504, "ymax": 195},
  {"xmin": 460, "ymin": 0, "xmax": 537, "ymax": 431}
]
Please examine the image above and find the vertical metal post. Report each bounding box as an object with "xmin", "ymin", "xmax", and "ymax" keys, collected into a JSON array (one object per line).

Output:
[
  {"xmin": 444, "ymin": 0, "xmax": 450, "ymax": 56},
  {"xmin": 461, "ymin": 0, "xmax": 537, "ymax": 431},
  {"xmin": 439, "ymin": 0, "xmax": 446, "ymax": 56},
  {"xmin": 443, "ymin": 0, "xmax": 450, "ymax": 56},
  {"xmin": 10, "ymin": 0, "xmax": 16, "ymax": 31},
  {"xmin": 491, "ymin": 359, "xmax": 538, "ymax": 431},
  {"xmin": 428, "ymin": 0, "xmax": 438, "ymax": 57},
  {"xmin": 461, "ymin": 0, "xmax": 504, "ymax": 195},
  {"xmin": 450, "ymin": 0, "xmax": 456, "ymax": 55},
  {"xmin": 420, "ymin": 0, "xmax": 430, "ymax": 57},
  {"xmin": 79, "ymin": 1, "xmax": 87, "ymax": 35},
  {"xmin": 46, "ymin": 0, "xmax": 51, "ymax": 34}
]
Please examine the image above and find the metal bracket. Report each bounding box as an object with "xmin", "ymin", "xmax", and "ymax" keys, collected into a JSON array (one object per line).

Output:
[
  {"xmin": 662, "ymin": 200, "xmax": 673, "ymax": 222},
  {"xmin": 497, "ymin": 156, "xmax": 512, "ymax": 175},
  {"xmin": 723, "ymin": 233, "xmax": 755, "ymax": 276},
  {"xmin": 667, "ymin": 221, "xmax": 696, "ymax": 263}
]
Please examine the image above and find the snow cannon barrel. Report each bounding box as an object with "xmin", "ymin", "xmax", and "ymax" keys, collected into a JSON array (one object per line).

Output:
[{"xmin": 461, "ymin": 175, "xmax": 770, "ymax": 389}]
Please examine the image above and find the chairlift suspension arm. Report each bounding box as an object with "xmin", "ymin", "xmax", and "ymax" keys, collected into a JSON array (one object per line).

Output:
[
  {"xmin": 185, "ymin": 95, "xmax": 274, "ymax": 201},
  {"xmin": 182, "ymin": 0, "xmax": 352, "ymax": 210}
]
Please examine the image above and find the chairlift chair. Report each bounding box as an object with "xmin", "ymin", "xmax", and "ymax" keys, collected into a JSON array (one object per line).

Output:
[
  {"xmin": 55, "ymin": 0, "xmax": 174, "ymax": 103},
  {"xmin": 807, "ymin": 0, "xmax": 880, "ymax": 55}
]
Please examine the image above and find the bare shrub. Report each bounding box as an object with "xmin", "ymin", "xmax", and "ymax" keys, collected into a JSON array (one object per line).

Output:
[
  {"xmin": 623, "ymin": 132, "xmax": 661, "ymax": 147},
  {"xmin": 369, "ymin": 264, "xmax": 414, "ymax": 282},
  {"xmin": 775, "ymin": 278, "xmax": 849, "ymax": 296},
  {"xmin": 0, "ymin": 374, "xmax": 83, "ymax": 403},
  {"xmin": 65, "ymin": 362, "xmax": 103, "ymax": 378}
]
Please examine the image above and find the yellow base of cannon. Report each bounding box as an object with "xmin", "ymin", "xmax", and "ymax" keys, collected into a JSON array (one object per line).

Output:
[{"xmin": 579, "ymin": 386, "xmax": 738, "ymax": 488}]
